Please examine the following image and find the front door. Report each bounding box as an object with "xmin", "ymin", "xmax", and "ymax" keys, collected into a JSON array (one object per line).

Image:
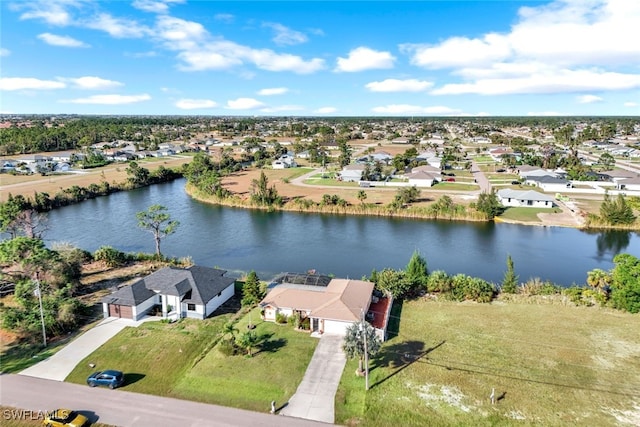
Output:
[{"xmin": 311, "ymin": 318, "xmax": 319, "ymax": 332}]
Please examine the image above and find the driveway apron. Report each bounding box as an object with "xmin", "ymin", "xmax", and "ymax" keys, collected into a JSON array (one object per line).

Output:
[
  {"xmin": 280, "ymin": 333, "xmax": 346, "ymax": 424},
  {"xmin": 18, "ymin": 317, "xmax": 154, "ymax": 381}
]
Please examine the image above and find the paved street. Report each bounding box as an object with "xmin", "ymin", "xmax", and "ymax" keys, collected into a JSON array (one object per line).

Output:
[{"xmin": 0, "ymin": 374, "xmax": 328, "ymax": 427}]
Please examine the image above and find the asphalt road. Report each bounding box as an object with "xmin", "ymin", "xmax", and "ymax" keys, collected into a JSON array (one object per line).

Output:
[{"xmin": 0, "ymin": 374, "xmax": 329, "ymax": 427}]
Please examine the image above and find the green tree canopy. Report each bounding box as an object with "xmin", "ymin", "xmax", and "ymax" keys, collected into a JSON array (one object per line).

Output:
[
  {"xmin": 342, "ymin": 321, "xmax": 382, "ymax": 375},
  {"xmin": 502, "ymin": 254, "xmax": 519, "ymax": 294},
  {"xmin": 241, "ymin": 271, "xmax": 265, "ymax": 307},
  {"xmin": 405, "ymin": 250, "xmax": 428, "ymax": 290},
  {"xmin": 136, "ymin": 205, "xmax": 179, "ymax": 257}
]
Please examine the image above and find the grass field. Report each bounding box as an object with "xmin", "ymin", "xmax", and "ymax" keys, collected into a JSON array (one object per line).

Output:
[
  {"xmin": 335, "ymin": 299, "xmax": 640, "ymax": 427},
  {"xmin": 172, "ymin": 309, "xmax": 318, "ymax": 412},
  {"xmin": 499, "ymin": 207, "xmax": 561, "ymax": 222},
  {"xmin": 64, "ymin": 308, "xmax": 317, "ymax": 413}
]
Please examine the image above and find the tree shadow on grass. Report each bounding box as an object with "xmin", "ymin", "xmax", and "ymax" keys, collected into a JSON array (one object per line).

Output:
[
  {"xmin": 258, "ymin": 337, "xmax": 287, "ymax": 354},
  {"xmin": 124, "ymin": 373, "xmax": 145, "ymax": 386},
  {"xmin": 370, "ymin": 340, "xmax": 445, "ymax": 389}
]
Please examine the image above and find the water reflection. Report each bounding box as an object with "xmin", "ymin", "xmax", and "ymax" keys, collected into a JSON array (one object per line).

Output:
[{"xmin": 595, "ymin": 230, "xmax": 631, "ymax": 258}]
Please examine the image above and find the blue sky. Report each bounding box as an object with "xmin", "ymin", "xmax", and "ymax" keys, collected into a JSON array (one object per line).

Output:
[{"xmin": 1, "ymin": 0, "xmax": 639, "ymax": 116}]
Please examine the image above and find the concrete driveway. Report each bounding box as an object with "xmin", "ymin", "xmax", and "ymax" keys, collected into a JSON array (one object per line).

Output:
[
  {"xmin": 280, "ymin": 333, "xmax": 346, "ymax": 424},
  {"xmin": 19, "ymin": 317, "xmax": 155, "ymax": 381}
]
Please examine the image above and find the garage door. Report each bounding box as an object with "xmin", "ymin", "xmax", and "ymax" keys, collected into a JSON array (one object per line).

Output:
[{"xmin": 108, "ymin": 304, "xmax": 133, "ymax": 319}]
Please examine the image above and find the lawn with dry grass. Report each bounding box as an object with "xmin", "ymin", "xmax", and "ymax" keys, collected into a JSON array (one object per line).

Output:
[{"xmin": 336, "ymin": 298, "xmax": 640, "ymax": 426}]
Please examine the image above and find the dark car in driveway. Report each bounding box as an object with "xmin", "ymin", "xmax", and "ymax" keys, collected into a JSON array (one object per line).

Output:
[{"xmin": 87, "ymin": 370, "xmax": 124, "ymax": 389}]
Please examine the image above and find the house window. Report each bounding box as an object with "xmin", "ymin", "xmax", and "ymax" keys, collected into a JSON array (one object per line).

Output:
[{"xmin": 187, "ymin": 303, "xmax": 196, "ymax": 311}]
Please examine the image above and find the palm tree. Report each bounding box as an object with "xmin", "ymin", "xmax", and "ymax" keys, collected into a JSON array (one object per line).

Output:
[
  {"xmin": 238, "ymin": 331, "xmax": 260, "ymax": 357},
  {"xmin": 222, "ymin": 322, "xmax": 239, "ymax": 341},
  {"xmin": 587, "ymin": 268, "xmax": 612, "ymax": 296}
]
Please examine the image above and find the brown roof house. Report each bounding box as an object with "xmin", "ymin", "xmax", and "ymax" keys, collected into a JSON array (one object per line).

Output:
[
  {"xmin": 101, "ymin": 266, "xmax": 235, "ymax": 321},
  {"xmin": 259, "ymin": 273, "xmax": 382, "ymax": 338}
]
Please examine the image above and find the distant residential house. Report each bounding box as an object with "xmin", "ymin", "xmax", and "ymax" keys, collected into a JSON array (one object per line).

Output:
[
  {"xmin": 370, "ymin": 152, "xmax": 393, "ymax": 164},
  {"xmin": 406, "ymin": 170, "xmax": 439, "ymax": 187},
  {"xmin": 616, "ymin": 176, "xmax": 640, "ymax": 191},
  {"xmin": 50, "ymin": 151, "xmax": 77, "ymax": 163},
  {"xmin": 471, "ymin": 136, "xmax": 491, "ymax": 144},
  {"xmin": 391, "ymin": 137, "xmax": 411, "ymax": 144},
  {"xmin": 340, "ymin": 164, "xmax": 366, "ymax": 182},
  {"xmin": 296, "ymin": 150, "xmax": 310, "ymax": 159},
  {"xmin": 524, "ymin": 175, "xmax": 571, "ymax": 192},
  {"xmin": 416, "ymin": 152, "xmax": 442, "ymax": 169},
  {"xmin": 101, "ymin": 266, "xmax": 235, "ymax": 321},
  {"xmin": 497, "ymin": 189, "xmax": 556, "ymax": 208}
]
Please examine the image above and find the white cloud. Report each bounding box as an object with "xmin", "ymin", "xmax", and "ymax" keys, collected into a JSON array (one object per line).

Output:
[
  {"xmin": 37, "ymin": 32, "xmax": 89, "ymax": 48},
  {"xmin": 0, "ymin": 48, "xmax": 10, "ymax": 57},
  {"xmin": 431, "ymin": 69, "xmax": 640, "ymax": 95},
  {"xmin": 315, "ymin": 107, "xmax": 337, "ymax": 114},
  {"xmin": 624, "ymin": 101, "xmax": 638, "ymax": 107},
  {"xmin": 260, "ymin": 105, "xmax": 305, "ymax": 113},
  {"xmin": 372, "ymin": 104, "xmax": 461, "ymax": 115},
  {"xmin": 577, "ymin": 94, "xmax": 603, "ymax": 104},
  {"xmin": 125, "ymin": 51, "xmax": 158, "ymax": 58},
  {"xmin": 13, "ymin": 1, "xmax": 76, "ymax": 26},
  {"xmin": 64, "ymin": 76, "xmax": 123, "ymax": 89},
  {"xmin": 365, "ymin": 79, "xmax": 433, "ymax": 93},
  {"xmin": 214, "ymin": 13, "xmax": 234, "ymax": 23},
  {"xmin": 335, "ymin": 47, "xmax": 395, "ymax": 72},
  {"xmin": 84, "ymin": 13, "xmax": 150, "ymax": 38},
  {"xmin": 64, "ymin": 94, "xmax": 151, "ymax": 104},
  {"xmin": 0, "ymin": 77, "xmax": 66, "ymax": 91},
  {"xmin": 412, "ymin": 0, "xmax": 640, "ymax": 96},
  {"xmin": 402, "ymin": 33, "xmax": 511, "ymax": 69},
  {"xmin": 263, "ymin": 22, "xmax": 307, "ymax": 46},
  {"xmin": 175, "ymin": 99, "xmax": 217, "ymax": 109},
  {"xmin": 257, "ymin": 87, "xmax": 289, "ymax": 96},
  {"xmin": 132, "ymin": 0, "xmax": 184, "ymax": 14},
  {"xmin": 225, "ymin": 98, "xmax": 265, "ymax": 110}
]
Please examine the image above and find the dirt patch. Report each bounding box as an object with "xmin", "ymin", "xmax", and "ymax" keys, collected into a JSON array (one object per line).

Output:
[{"xmin": 0, "ymin": 155, "xmax": 192, "ymax": 202}]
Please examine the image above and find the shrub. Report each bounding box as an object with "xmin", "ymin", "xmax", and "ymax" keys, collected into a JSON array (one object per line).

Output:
[
  {"xmin": 450, "ymin": 274, "xmax": 495, "ymax": 303},
  {"xmin": 218, "ymin": 338, "xmax": 240, "ymax": 356},
  {"xmin": 427, "ymin": 270, "xmax": 452, "ymax": 293},
  {"xmin": 519, "ymin": 278, "xmax": 561, "ymax": 296},
  {"xmin": 94, "ymin": 246, "xmax": 127, "ymax": 267},
  {"xmin": 275, "ymin": 312, "xmax": 288, "ymax": 324}
]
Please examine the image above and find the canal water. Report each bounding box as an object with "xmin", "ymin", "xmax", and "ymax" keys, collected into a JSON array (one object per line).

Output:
[{"xmin": 43, "ymin": 179, "xmax": 639, "ymax": 286}]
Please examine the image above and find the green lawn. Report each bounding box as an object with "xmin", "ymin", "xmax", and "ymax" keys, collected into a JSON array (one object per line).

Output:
[
  {"xmin": 284, "ymin": 167, "xmax": 314, "ymax": 180},
  {"xmin": 336, "ymin": 300, "xmax": 640, "ymax": 426},
  {"xmin": 172, "ymin": 310, "xmax": 318, "ymax": 412},
  {"xmin": 432, "ymin": 182, "xmax": 478, "ymax": 191},
  {"xmin": 499, "ymin": 206, "xmax": 561, "ymax": 222},
  {"xmin": 64, "ymin": 308, "xmax": 317, "ymax": 414},
  {"xmin": 66, "ymin": 317, "xmax": 231, "ymax": 395}
]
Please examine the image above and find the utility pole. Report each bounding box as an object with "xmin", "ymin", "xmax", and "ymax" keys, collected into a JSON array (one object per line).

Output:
[
  {"xmin": 34, "ymin": 278, "xmax": 47, "ymax": 347},
  {"xmin": 361, "ymin": 309, "xmax": 369, "ymax": 391}
]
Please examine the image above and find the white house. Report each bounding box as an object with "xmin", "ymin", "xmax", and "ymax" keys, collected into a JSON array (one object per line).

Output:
[
  {"xmin": 340, "ymin": 164, "xmax": 366, "ymax": 182},
  {"xmin": 616, "ymin": 176, "xmax": 640, "ymax": 191},
  {"xmin": 406, "ymin": 170, "xmax": 440, "ymax": 187},
  {"xmin": 497, "ymin": 189, "xmax": 556, "ymax": 208},
  {"xmin": 101, "ymin": 266, "xmax": 235, "ymax": 321},
  {"xmin": 260, "ymin": 274, "xmax": 375, "ymax": 337}
]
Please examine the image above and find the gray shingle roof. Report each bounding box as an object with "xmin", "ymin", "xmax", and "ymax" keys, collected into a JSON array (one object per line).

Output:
[{"xmin": 101, "ymin": 266, "xmax": 235, "ymax": 306}]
